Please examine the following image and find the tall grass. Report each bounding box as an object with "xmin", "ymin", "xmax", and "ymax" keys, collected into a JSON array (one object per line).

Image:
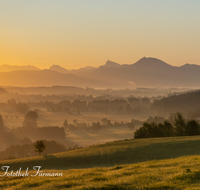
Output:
[
  {"xmin": 1, "ymin": 136, "xmax": 200, "ymax": 189},
  {"xmin": 1, "ymin": 155, "xmax": 200, "ymax": 189}
]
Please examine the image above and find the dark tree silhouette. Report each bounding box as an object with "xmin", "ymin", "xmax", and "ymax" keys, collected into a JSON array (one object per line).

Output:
[
  {"xmin": 173, "ymin": 112, "xmax": 186, "ymax": 136},
  {"xmin": 185, "ymin": 120, "xmax": 200, "ymax": 136},
  {"xmin": 0, "ymin": 115, "xmax": 5, "ymax": 131},
  {"xmin": 34, "ymin": 140, "xmax": 46, "ymax": 156},
  {"xmin": 141, "ymin": 97, "xmax": 150, "ymax": 105},
  {"xmin": 0, "ymin": 115, "xmax": 5, "ymax": 142},
  {"xmin": 101, "ymin": 118, "xmax": 108, "ymax": 125},
  {"xmin": 63, "ymin": 119, "xmax": 68, "ymax": 130},
  {"xmin": 128, "ymin": 97, "xmax": 140, "ymax": 107},
  {"xmin": 23, "ymin": 111, "xmax": 38, "ymax": 128},
  {"xmin": 15, "ymin": 102, "xmax": 29, "ymax": 114},
  {"xmin": 73, "ymin": 119, "xmax": 77, "ymax": 126}
]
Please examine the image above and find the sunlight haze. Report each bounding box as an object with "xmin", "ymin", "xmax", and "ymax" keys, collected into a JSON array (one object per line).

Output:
[{"xmin": 1, "ymin": 0, "xmax": 200, "ymax": 69}]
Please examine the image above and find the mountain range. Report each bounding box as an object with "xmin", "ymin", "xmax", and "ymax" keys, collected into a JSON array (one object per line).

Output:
[
  {"xmin": 0, "ymin": 64, "xmax": 40, "ymax": 72},
  {"xmin": 0, "ymin": 57, "xmax": 200, "ymax": 88}
]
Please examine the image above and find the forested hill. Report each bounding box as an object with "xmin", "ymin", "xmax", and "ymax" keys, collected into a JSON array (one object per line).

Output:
[{"xmin": 151, "ymin": 90, "xmax": 200, "ymax": 115}]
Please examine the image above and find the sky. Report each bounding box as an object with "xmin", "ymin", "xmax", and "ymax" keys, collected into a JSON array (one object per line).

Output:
[{"xmin": 1, "ymin": 0, "xmax": 200, "ymax": 69}]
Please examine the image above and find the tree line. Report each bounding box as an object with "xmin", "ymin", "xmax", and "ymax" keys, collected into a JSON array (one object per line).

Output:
[
  {"xmin": 3, "ymin": 97, "xmax": 151, "ymax": 115},
  {"xmin": 134, "ymin": 112, "xmax": 200, "ymax": 139}
]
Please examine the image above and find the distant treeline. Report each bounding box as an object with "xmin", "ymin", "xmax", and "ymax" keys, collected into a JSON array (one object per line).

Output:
[
  {"xmin": 63, "ymin": 118, "xmax": 136, "ymax": 132},
  {"xmin": 3, "ymin": 86, "xmax": 183, "ymax": 98},
  {"xmin": 0, "ymin": 86, "xmax": 165, "ymax": 104},
  {"xmin": 2, "ymin": 97, "xmax": 151, "ymax": 115},
  {"xmin": 134, "ymin": 112, "xmax": 200, "ymax": 139},
  {"xmin": 46, "ymin": 98, "xmax": 149, "ymax": 115},
  {"xmin": 63, "ymin": 116, "xmax": 167, "ymax": 133},
  {"xmin": 151, "ymin": 90, "xmax": 200, "ymax": 115}
]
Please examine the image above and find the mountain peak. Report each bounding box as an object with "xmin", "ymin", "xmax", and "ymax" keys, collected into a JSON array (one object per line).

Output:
[
  {"xmin": 50, "ymin": 65, "xmax": 61, "ymax": 69},
  {"xmin": 103, "ymin": 60, "xmax": 120, "ymax": 67},
  {"xmin": 133, "ymin": 57, "xmax": 171, "ymax": 68},
  {"xmin": 49, "ymin": 65, "xmax": 69, "ymax": 74},
  {"xmin": 181, "ymin": 63, "xmax": 199, "ymax": 67}
]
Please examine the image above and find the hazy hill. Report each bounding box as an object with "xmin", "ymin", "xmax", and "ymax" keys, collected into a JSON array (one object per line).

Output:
[
  {"xmin": 49, "ymin": 64, "xmax": 97, "ymax": 76},
  {"xmin": 49, "ymin": 65, "xmax": 69, "ymax": 74},
  {"xmin": 0, "ymin": 70, "xmax": 117, "ymax": 88},
  {"xmin": 151, "ymin": 89, "xmax": 200, "ymax": 115},
  {"xmin": 0, "ymin": 64, "xmax": 40, "ymax": 72},
  {"xmin": 102, "ymin": 60, "xmax": 121, "ymax": 67}
]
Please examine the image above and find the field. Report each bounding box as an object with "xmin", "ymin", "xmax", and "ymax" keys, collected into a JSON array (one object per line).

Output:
[
  {"xmin": 1, "ymin": 136, "xmax": 200, "ymax": 189},
  {"xmin": 65, "ymin": 126, "xmax": 134, "ymax": 147},
  {"xmin": 2, "ymin": 110, "xmax": 147, "ymax": 128},
  {"xmin": 1, "ymin": 109, "xmax": 144, "ymax": 146}
]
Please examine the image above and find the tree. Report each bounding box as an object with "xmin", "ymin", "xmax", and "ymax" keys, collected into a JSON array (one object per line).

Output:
[
  {"xmin": 73, "ymin": 119, "xmax": 77, "ymax": 126},
  {"xmin": 101, "ymin": 118, "xmax": 108, "ymax": 125},
  {"xmin": 23, "ymin": 111, "xmax": 38, "ymax": 128},
  {"xmin": 0, "ymin": 114, "xmax": 5, "ymax": 143},
  {"xmin": 134, "ymin": 121, "xmax": 174, "ymax": 139},
  {"xmin": 0, "ymin": 114, "xmax": 5, "ymax": 133},
  {"xmin": 15, "ymin": 102, "xmax": 29, "ymax": 114},
  {"xmin": 185, "ymin": 120, "xmax": 200, "ymax": 136},
  {"xmin": 173, "ymin": 112, "xmax": 186, "ymax": 136},
  {"xmin": 162, "ymin": 120, "xmax": 174, "ymax": 137},
  {"xmin": 141, "ymin": 97, "xmax": 150, "ymax": 105},
  {"xmin": 34, "ymin": 140, "xmax": 46, "ymax": 156},
  {"xmin": 63, "ymin": 119, "xmax": 68, "ymax": 130},
  {"xmin": 128, "ymin": 97, "xmax": 140, "ymax": 106}
]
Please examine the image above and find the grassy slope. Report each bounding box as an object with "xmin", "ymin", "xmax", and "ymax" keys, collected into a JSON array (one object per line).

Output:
[
  {"xmin": 1, "ymin": 156, "xmax": 200, "ymax": 189},
  {"xmin": 2, "ymin": 136, "xmax": 200, "ymax": 189},
  {"xmin": 1, "ymin": 135, "xmax": 200, "ymax": 171}
]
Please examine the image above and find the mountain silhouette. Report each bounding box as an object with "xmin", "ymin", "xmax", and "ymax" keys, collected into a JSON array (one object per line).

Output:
[
  {"xmin": 133, "ymin": 57, "xmax": 171, "ymax": 69},
  {"xmin": 49, "ymin": 65, "xmax": 96, "ymax": 76},
  {"xmin": 102, "ymin": 60, "xmax": 121, "ymax": 67},
  {"xmin": 78, "ymin": 57, "xmax": 200, "ymax": 88},
  {"xmin": 1, "ymin": 57, "xmax": 200, "ymax": 88},
  {"xmin": 0, "ymin": 65, "xmax": 40, "ymax": 72},
  {"xmin": 0, "ymin": 70, "xmax": 117, "ymax": 88},
  {"xmin": 49, "ymin": 65, "xmax": 69, "ymax": 74}
]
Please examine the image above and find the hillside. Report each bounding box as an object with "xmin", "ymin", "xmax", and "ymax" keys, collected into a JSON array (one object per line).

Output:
[
  {"xmin": 151, "ymin": 90, "xmax": 200, "ymax": 115},
  {"xmin": 1, "ymin": 155, "xmax": 200, "ymax": 189},
  {"xmin": 1, "ymin": 136, "xmax": 200, "ymax": 189},
  {"xmin": 2, "ymin": 136, "xmax": 200, "ymax": 171}
]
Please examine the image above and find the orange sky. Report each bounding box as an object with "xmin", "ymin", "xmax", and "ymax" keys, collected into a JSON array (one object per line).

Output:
[{"xmin": 1, "ymin": 1, "xmax": 200, "ymax": 69}]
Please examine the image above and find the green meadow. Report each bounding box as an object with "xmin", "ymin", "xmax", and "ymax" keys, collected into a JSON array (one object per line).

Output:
[{"xmin": 1, "ymin": 136, "xmax": 200, "ymax": 189}]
